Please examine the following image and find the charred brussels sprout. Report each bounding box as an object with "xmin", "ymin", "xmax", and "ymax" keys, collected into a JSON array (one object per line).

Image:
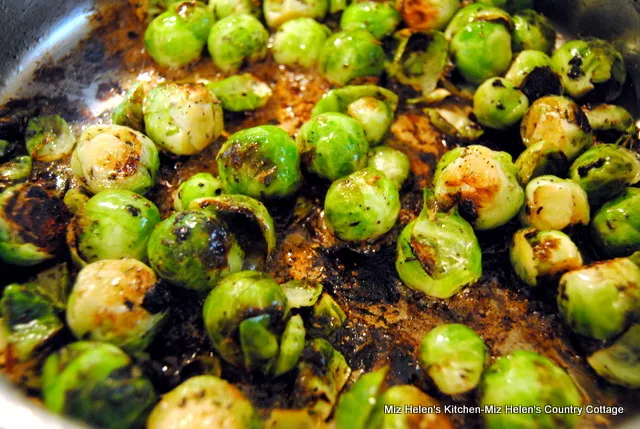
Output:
[
  {"xmin": 520, "ymin": 176, "xmax": 590, "ymax": 230},
  {"xmin": 66, "ymin": 259, "xmax": 168, "ymax": 352},
  {"xmin": 310, "ymin": 293, "xmax": 347, "ymax": 336},
  {"xmin": 68, "ymin": 190, "xmax": 161, "ymax": 265},
  {"xmin": 217, "ymin": 125, "xmax": 302, "ymax": 199},
  {"xmin": 25, "ymin": 115, "xmax": 75, "ymax": 162},
  {"xmin": 173, "ymin": 172, "xmax": 223, "ymax": 211},
  {"xmin": 521, "ymin": 96, "xmax": 593, "ymax": 161},
  {"xmin": 144, "ymin": 1, "xmax": 214, "ymax": 68},
  {"xmin": 148, "ymin": 210, "xmax": 244, "ymax": 291},
  {"xmin": 515, "ymin": 140, "xmax": 569, "ymax": 185},
  {"xmin": 346, "ymin": 96, "xmax": 394, "ymax": 145},
  {"xmin": 582, "ymin": 103, "xmax": 634, "ymax": 136},
  {"xmin": 340, "ymin": 1, "xmax": 401, "ymax": 39},
  {"xmin": 324, "ymin": 168, "xmax": 400, "ymax": 242},
  {"xmin": 0, "ymin": 156, "xmax": 32, "ymax": 189},
  {"xmin": 552, "ymin": 39, "xmax": 627, "ymax": 102},
  {"xmin": 0, "ymin": 184, "xmax": 70, "ymax": 266},
  {"xmin": 433, "ymin": 145, "xmax": 524, "ymax": 230},
  {"xmin": 112, "ymin": 82, "xmax": 145, "ymax": 132},
  {"xmin": 335, "ymin": 366, "xmax": 389, "ymax": 429},
  {"xmin": 271, "ymin": 18, "xmax": 331, "ymax": 68},
  {"xmin": 143, "ymin": 83, "xmax": 224, "ymax": 156},
  {"xmin": 398, "ymin": 0, "xmax": 460, "ymax": 31},
  {"xmin": 263, "ymin": 0, "xmax": 328, "ymax": 29},
  {"xmin": 511, "ymin": 9, "xmax": 555, "ymax": 54},
  {"xmin": 479, "ymin": 350, "xmax": 582, "ymax": 429},
  {"xmin": 591, "ymin": 188, "xmax": 640, "ymax": 257},
  {"xmin": 587, "ymin": 324, "xmax": 640, "ymax": 388},
  {"xmin": 147, "ymin": 375, "xmax": 260, "ymax": 429},
  {"xmin": 319, "ymin": 30, "xmax": 386, "ymax": 86},
  {"xmin": 505, "ymin": 50, "xmax": 562, "ymax": 101},
  {"xmin": 510, "ymin": 228, "xmax": 582, "ymax": 287},
  {"xmin": 42, "ymin": 341, "xmax": 156, "ymax": 429},
  {"xmin": 557, "ymin": 258, "xmax": 640, "ymax": 340},
  {"xmin": 473, "ymin": 77, "xmax": 529, "ymax": 130},
  {"xmin": 209, "ymin": 0, "xmax": 261, "ymax": 20},
  {"xmin": 206, "ymin": 74, "xmax": 272, "ymax": 112},
  {"xmin": 367, "ymin": 146, "xmax": 410, "ymax": 189},
  {"xmin": 298, "ymin": 112, "xmax": 369, "ymax": 181},
  {"xmin": 208, "ymin": 14, "xmax": 269, "ymax": 72}
]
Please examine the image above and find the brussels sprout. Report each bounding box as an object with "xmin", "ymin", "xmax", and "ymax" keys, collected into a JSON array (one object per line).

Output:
[
  {"xmin": 424, "ymin": 108, "xmax": 485, "ymax": 141},
  {"xmin": 0, "ymin": 156, "xmax": 32, "ymax": 189},
  {"xmin": 552, "ymin": 39, "xmax": 627, "ymax": 102},
  {"xmin": 511, "ymin": 9, "xmax": 555, "ymax": 54},
  {"xmin": 476, "ymin": 0, "xmax": 532, "ymax": 12},
  {"xmin": 265, "ymin": 409, "xmax": 316, "ymax": 428},
  {"xmin": 209, "ymin": 0, "xmax": 261, "ymax": 19},
  {"xmin": 473, "ymin": 77, "xmax": 529, "ymax": 130},
  {"xmin": 70, "ymin": 124, "xmax": 159, "ymax": 195},
  {"xmin": 515, "ymin": 140, "xmax": 569, "ymax": 186},
  {"xmin": 310, "ymin": 293, "xmax": 346, "ymax": 336},
  {"xmin": 0, "ymin": 184, "xmax": 70, "ymax": 266},
  {"xmin": 271, "ymin": 18, "xmax": 332, "ymax": 68},
  {"xmin": 479, "ymin": 350, "xmax": 582, "ymax": 429},
  {"xmin": 346, "ymin": 97, "xmax": 394, "ymax": 145},
  {"xmin": 298, "ymin": 112, "xmax": 369, "ymax": 181},
  {"xmin": 505, "ymin": 50, "xmax": 563, "ymax": 101},
  {"xmin": 521, "ymin": 96, "xmax": 593, "ymax": 161},
  {"xmin": 318, "ymin": 30, "xmax": 386, "ymax": 86},
  {"xmin": 434, "ymin": 145, "xmax": 524, "ymax": 230},
  {"xmin": 42, "ymin": 341, "xmax": 156, "ymax": 429},
  {"xmin": 335, "ymin": 367, "xmax": 389, "ymax": 429},
  {"xmin": 217, "ymin": 125, "xmax": 302, "ymax": 199},
  {"xmin": 582, "ymin": 104, "xmax": 634, "ymax": 135},
  {"xmin": 0, "ymin": 283, "xmax": 63, "ymax": 361},
  {"xmin": 144, "ymin": 1, "xmax": 214, "ymax": 68},
  {"xmin": 367, "ymin": 146, "xmax": 410, "ymax": 189},
  {"xmin": 444, "ymin": 3, "xmax": 499, "ymax": 40},
  {"xmin": 273, "ymin": 314, "xmax": 306, "ymax": 376},
  {"xmin": 569, "ymin": 144, "xmax": 640, "ymax": 206},
  {"xmin": 263, "ymin": 0, "xmax": 329, "ymax": 29},
  {"xmin": 398, "ymin": 0, "xmax": 460, "ymax": 31},
  {"xmin": 66, "ymin": 259, "xmax": 168, "ymax": 352},
  {"xmin": 591, "ymin": 187, "xmax": 640, "ymax": 257},
  {"xmin": 147, "ymin": 375, "xmax": 260, "ymax": 429},
  {"xmin": 510, "ymin": 228, "xmax": 582, "ymax": 287},
  {"xmin": 324, "ymin": 168, "xmax": 400, "ymax": 242},
  {"xmin": 587, "ymin": 324, "xmax": 640, "ymax": 388},
  {"xmin": 62, "ymin": 188, "xmax": 90, "ymax": 215},
  {"xmin": 206, "ymin": 74, "xmax": 272, "ymax": 112},
  {"xmin": 281, "ymin": 279, "xmax": 323, "ymax": 308},
  {"xmin": 520, "ymin": 175, "xmax": 590, "ymax": 230},
  {"xmin": 67, "ymin": 190, "xmax": 161, "ymax": 265},
  {"xmin": 112, "ymin": 82, "xmax": 145, "ymax": 131},
  {"xmin": 557, "ymin": 257, "xmax": 640, "ymax": 340},
  {"xmin": 313, "ymin": 85, "xmax": 399, "ymax": 117},
  {"xmin": 144, "ymin": 83, "xmax": 224, "ymax": 156},
  {"xmin": 148, "ymin": 210, "xmax": 244, "ymax": 291},
  {"xmin": 396, "ymin": 190, "xmax": 482, "ymax": 298},
  {"xmin": 24, "ymin": 115, "xmax": 75, "ymax": 162},
  {"xmin": 340, "ymin": 1, "xmax": 401, "ymax": 39},
  {"xmin": 173, "ymin": 173, "xmax": 223, "ymax": 211},
  {"xmin": 208, "ymin": 14, "xmax": 269, "ymax": 72}
]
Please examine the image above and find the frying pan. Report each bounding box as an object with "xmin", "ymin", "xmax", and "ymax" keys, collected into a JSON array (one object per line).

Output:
[{"xmin": 0, "ymin": 1, "xmax": 639, "ymax": 428}]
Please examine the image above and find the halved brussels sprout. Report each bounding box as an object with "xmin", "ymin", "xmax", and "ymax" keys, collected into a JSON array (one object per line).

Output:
[
  {"xmin": 473, "ymin": 77, "xmax": 529, "ymax": 130},
  {"xmin": 591, "ymin": 187, "xmax": 640, "ymax": 257},
  {"xmin": 504, "ymin": 50, "xmax": 562, "ymax": 101},
  {"xmin": 271, "ymin": 18, "xmax": 332, "ymax": 68},
  {"xmin": 281, "ymin": 279, "xmax": 323, "ymax": 308},
  {"xmin": 310, "ymin": 293, "xmax": 347, "ymax": 336},
  {"xmin": 24, "ymin": 115, "xmax": 75, "ymax": 162},
  {"xmin": 367, "ymin": 146, "xmax": 410, "ymax": 189},
  {"xmin": 273, "ymin": 314, "xmax": 306, "ymax": 376},
  {"xmin": 511, "ymin": 9, "xmax": 555, "ymax": 54},
  {"xmin": 66, "ymin": 259, "xmax": 168, "ymax": 352},
  {"xmin": 313, "ymin": 85, "xmax": 399, "ymax": 117},
  {"xmin": 263, "ymin": 0, "xmax": 328, "ymax": 29},
  {"xmin": 340, "ymin": 1, "xmax": 401, "ymax": 39},
  {"xmin": 147, "ymin": 375, "xmax": 260, "ymax": 429},
  {"xmin": 582, "ymin": 104, "xmax": 634, "ymax": 135},
  {"xmin": 398, "ymin": 0, "xmax": 460, "ymax": 31},
  {"xmin": 434, "ymin": 145, "xmax": 524, "ymax": 230},
  {"xmin": 209, "ymin": 0, "xmax": 261, "ymax": 20},
  {"xmin": 173, "ymin": 172, "xmax": 223, "ymax": 211},
  {"xmin": 324, "ymin": 168, "xmax": 400, "ymax": 242},
  {"xmin": 112, "ymin": 82, "xmax": 145, "ymax": 131},
  {"xmin": 557, "ymin": 257, "xmax": 640, "ymax": 340},
  {"xmin": 144, "ymin": 83, "xmax": 224, "ymax": 156},
  {"xmin": 335, "ymin": 366, "xmax": 389, "ymax": 429},
  {"xmin": 42, "ymin": 341, "xmax": 156, "ymax": 429},
  {"xmin": 515, "ymin": 140, "xmax": 569, "ymax": 186},
  {"xmin": 206, "ymin": 74, "xmax": 272, "ymax": 112},
  {"xmin": 208, "ymin": 14, "xmax": 269, "ymax": 72},
  {"xmin": 520, "ymin": 175, "xmax": 590, "ymax": 230},
  {"xmin": 479, "ymin": 350, "xmax": 582, "ymax": 429},
  {"xmin": 587, "ymin": 324, "xmax": 640, "ymax": 388},
  {"xmin": 148, "ymin": 210, "xmax": 244, "ymax": 291},
  {"xmin": 0, "ymin": 156, "xmax": 32, "ymax": 189}
]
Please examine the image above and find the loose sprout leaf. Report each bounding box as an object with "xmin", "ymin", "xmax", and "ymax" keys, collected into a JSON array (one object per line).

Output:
[{"xmin": 281, "ymin": 280, "xmax": 323, "ymax": 308}]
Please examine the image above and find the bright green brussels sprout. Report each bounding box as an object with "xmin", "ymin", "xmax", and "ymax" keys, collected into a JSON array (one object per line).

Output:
[
  {"xmin": 209, "ymin": 0, "xmax": 261, "ymax": 20},
  {"xmin": 148, "ymin": 210, "xmax": 244, "ymax": 291},
  {"xmin": 557, "ymin": 257, "xmax": 640, "ymax": 340},
  {"xmin": 313, "ymin": 85, "xmax": 399, "ymax": 117},
  {"xmin": 335, "ymin": 366, "xmax": 389, "ymax": 429},
  {"xmin": 318, "ymin": 30, "xmax": 386, "ymax": 86},
  {"xmin": 398, "ymin": 0, "xmax": 460, "ymax": 31},
  {"xmin": 396, "ymin": 190, "xmax": 482, "ymax": 298},
  {"xmin": 340, "ymin": 1, "xmax": 401, "ymax": 39},
  {"xmin": 143, "ymin": 83, "xmax": 224, "ymax": 156},
  {"xmin": 208, "ymin": 14, "xmax": 269, "ymax": 72},
  {"xmin": 324, "ymin": 168, "xmax": 400, "ymax": 242},
  {"xmin": 310, "ymin": 293, "xmax": 346, "ymax": 336},
  {"xmin": 424, "ymin": 107, "xmax": 485, "ymax": 141},
  {"xmin": 367, "ymin": 146, "xmax": 410, "ymax": 189},
  {"xmin": 217, "ymin": 125, "xmax": 302, "ymax": 199},
  {"xmin": 66, "ymin": 259, "xmax": 168, "ymax": 352},
  {"xmin": 479, "ymin": 350, "xmax": 582, "ymax": 429},
  {"xmin": 206, "ymin": 74, "xmax": 272, "ymax": 112},
  {"xmin": 434, "ymin": 145, "xmax": 524, "ymax": 230},
  {"xmin": 42, "ymin": 341, "xmax": 156, "ymax": 429},
  {"xmin": 521, "ymin": 96, "xmax": 593, "ymax": 161},
  {"xmin": 63, "ymin": 188, "xmax": 90, "ymax": 215},
  {"xmin": 473, "ymin": 77, "xmax": 530, "ymax": 130},
  {"xmin": 298, "ymin": 112, "xmax": 369, "ymax": 181},
  {"xmin": 67, "ymin": 190, "xmax": 161, "ymax": 265},
  {"xmin": 510, "ymin": 228, "xmax": 582, "ymax": 287},
  {"xmin": 504, "ymin": 50, "xmax": 563, "ymax": 101},
  {"xmin": 281, "ymin": 279, "xmax": 323, "ymax": 308},
  {"xmin": 271, "ymin": 18, "xmax": 331, "ymax": 68},
  {"xmin": 569, "ymin": 144, "xmax": 640, "ymax": 206},
  {"xmin": 520, "ymin": 175, "xmax": 590, "ymax": 230},
  {"xmin": 0, "ymin": 184, "xmax": 70, "ymax": 266},
  {"xmin": 346, "ymin": 97, "xmax": 394, "ymax": 145},
  {"xmin": 515, "ymin": 140, "xmax": 569, "ymax": 186},
  {"xmin": 582, "ymin": 103, "xmax": 634, "ymax": 135},
  {"xmin": 591, "ymin": 187, "xmax": 640, "ymax": 257},
  {"xmin": 112, "ymin": 82, "xmax": 145, "ymax": 131},
  {"xmin": 552, "ymin": 39, "xmax": 627, "ymax": 102},
  {"xmin": 587, "ymin": 324, "xmax": 640, "ymax": 388},
  {"xmin": 263, "ymin": 0, "xmax": 328, "ymax": 29},
  {"xmin": 24, "ymin": 115, "xmax": 75, "ymax": 162},
  {"xmin": 511, "ymin": 9, "xmax": 555, "ymax": 54},
  {"xmin": 70, "ymin": 124, "xmax": 159, "ymax": 195},
  {"xmin": 173, "ymin": 172, "xmax": 223, "ymax": 211},
  {"xmin": 0, "ymin": 156, "xmax": 32, "ymax": 189},
  {"xmin": 147, "ymin": 375, "xmax": 260, "ymax": 429},
  {"xmin": 144, "ymin": 1, "xmax": 214, "ymax": 68}
]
